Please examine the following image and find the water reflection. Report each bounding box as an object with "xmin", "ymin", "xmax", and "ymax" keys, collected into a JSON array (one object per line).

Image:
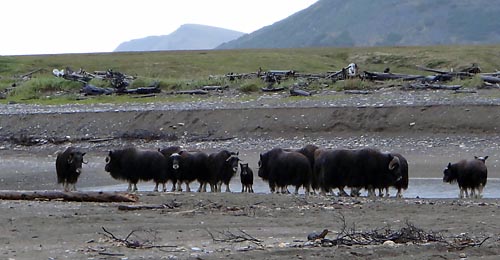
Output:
[{"xmin": 82, "ymin": 178, "xmax": 500, "ymax": 199}]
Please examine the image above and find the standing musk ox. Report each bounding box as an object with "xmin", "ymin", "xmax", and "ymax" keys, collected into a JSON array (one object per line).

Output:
[
  {"xmin": 375, "ymin": 153, "xmax": 409, "ymax": 198},
  {"xmin": 315, "ymin": 148, "xmax": 402, "ymax": 197},
  {"xmin": 56, "ymin": 147, "xmax": 87, "ymax": 192},
  {"xmin": 443, "ymin": 156, "xmax": 488, "ymax": 199},
  {"xmin": 258, "ymin": 148, "xmax": 312, "ymax": 194},
  {"xmin": 105, "ymin": 147, "xmax": 167, "ymax": 192},
  {"xmin": 240, "ymin": 163, "xmax": 254, "ymax": 193},
  {"xmin": 208, "ymin": 150, "xmax": 240, "ymax": 192},
  {"xmin": 169, "ymin": 150, "xmax": 209, "ymax": 192},
  {"xmin": 159, "ymin": 146, "xmax": 182, "ymax": 192}
]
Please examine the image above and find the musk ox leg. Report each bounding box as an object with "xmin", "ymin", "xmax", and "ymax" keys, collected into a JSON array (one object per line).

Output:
[
  {"xmin": 185, "ymin": 182, "xmax": 191, "ymax": 192},
  {"xmin": 477, "ymin": 185, "xmax": 484, "ymax": 199},
  {"xmin": 153, "ymin": 183, "xmax": 160, "ymax": 192},
  {"xmin": 385, "ymin": 188, "xmax": 390, "ymax": 197},
  {"xmin": 176, "ymin": 181, "xmax": 183, "ymax": 192},
  {"xmin": 459, "ymin": 188, "xmax": 465, "ymax": 199},
  {"xmin": 127, "ymin": 183, "xmax": 133, "ymax": 192},
  {"xmin": 250, "ymin": 185, "xmax": 254, "ymax": 193},
  {"xmin": 71, "ymin": 183, "xmax": 77, "ymax": 192},
  {"xmin": 396, "ymin": 188, "xmax": 403, "ymax": 198},
  {"xmin": 348, "ymin": 188, "xmax": 358, "ymax": 197},
  {"xmin": 225, "ymin": 183, "xmax": 231, "ymax": 193},
  {"xmin": 378, "ymin": 188, "xmax": 384, "ymax": 197},
  {"xmin": 294, "ymin": 186, "xmax": 299, "ymax": 195},
  {"xmin": 63, "ymin": 182, "xmax": 69, "ymax": 192}
]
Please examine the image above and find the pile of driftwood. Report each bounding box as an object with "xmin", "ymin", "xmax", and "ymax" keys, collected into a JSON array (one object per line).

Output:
[{"xmin": 53, "ymin": 67, "xmax": 161, "ymax": 96}]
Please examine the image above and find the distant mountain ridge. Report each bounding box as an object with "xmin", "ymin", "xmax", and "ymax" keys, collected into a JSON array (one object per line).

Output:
[
  {"xmin": 114, "ymin": 24, "xmax": 244, "ymax": 52},
  {"xmin": 217, "ymin": 0, "xmax": 500, "ymax": 49}
]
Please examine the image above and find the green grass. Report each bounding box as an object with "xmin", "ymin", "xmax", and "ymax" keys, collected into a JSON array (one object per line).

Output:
[{"xmin": 1, "ymin": 45, "xmax": 499, "ymax": 103}]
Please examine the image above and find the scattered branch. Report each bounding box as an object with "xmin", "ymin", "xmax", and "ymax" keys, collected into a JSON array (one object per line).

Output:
[
  {"xmin": 100, "ymin": 227, "xmax": 178, "ymax": 249},
  {"xmin": 207, "ymin": 228, "xmax": 263, "ymax": 246}
]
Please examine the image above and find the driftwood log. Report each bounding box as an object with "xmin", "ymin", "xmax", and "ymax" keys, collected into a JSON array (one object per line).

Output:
[
  {"xmin": 480, "ymin": 75, "xmax": 500, "ymax": 84},
  {"xmin": 364, "ymin": 71, "xmax": 425, "ymax": 81},
  {"xmin": 290, "ymin": 88, "xmax": 311, "ymax": 96},
  {"xmin": 403, "ymin": 83, "xmax": 462, "ymax": 91},
  {"xmin": 0, "ymin": 190, "xmax": 138, "ymax": 202}
]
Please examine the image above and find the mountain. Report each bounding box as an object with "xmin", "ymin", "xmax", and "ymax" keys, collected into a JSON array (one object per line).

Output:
[
  {"xmin": 217, "ymin": 0, "xmax": 500, "ymax": 49},
  {"xmin": 114, "ymin": 24, "xmax": 244, "ymax": 52}
]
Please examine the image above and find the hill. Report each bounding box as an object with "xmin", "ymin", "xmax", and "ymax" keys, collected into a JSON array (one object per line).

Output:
[
  {"xmin": 114, "ymin": 24, "xmax": 244, "ymax": 52},
  {"xmin": 217, "ymin": 0, "xmax": 500, "ymax": 49}
]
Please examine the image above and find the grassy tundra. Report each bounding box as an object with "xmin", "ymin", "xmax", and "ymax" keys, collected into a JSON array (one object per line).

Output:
[{"xmin": 0, "ymin": 45, "xmax": 499, "ymax": 103}]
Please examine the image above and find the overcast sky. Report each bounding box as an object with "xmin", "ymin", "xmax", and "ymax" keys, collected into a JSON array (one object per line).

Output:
[{"xmin": 1, "ymin": 0, "xmax": 317, "ymax": 55}]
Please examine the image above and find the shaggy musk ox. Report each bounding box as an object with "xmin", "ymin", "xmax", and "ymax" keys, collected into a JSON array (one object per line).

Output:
[
  {"xmin": 443, "ymin": 156, "xmax": 488, "ymax": 198},
  {"xmin": 105, "ymin": 147, "xmax": 167, "ymax": 192},
  {"xmin": 56, "ymin": 147, "xmax": 87, "ymax": 192},
  {"xmin": 240, "ymin": 163, "xmax": 254, "ymax": 193},
  {"xmin": 258, "ymin": 148, "xmax": 312, "ymax": 194},
  {"xmin": 159, "ymin": 146, "xmax": 182, "ymax": 192},
  {"xmin": 208, "ymin": 150, "xmax": 240, "ymax": 192},
  {"xmin": 288, "ymin": 144, "xmax": 319, "ymax": 192},
  {"xmin": 169, "ymin": 150, "xmax": 209, "ymax": 192},
  {"xmin": 314, "ymin": 148, "xmax": 402, "ymax": 197}
]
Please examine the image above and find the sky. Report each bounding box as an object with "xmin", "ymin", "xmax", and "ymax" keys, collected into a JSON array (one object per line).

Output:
[{"xmin": 1, "ymin": 0, "xmax": 317, "ymax": 56}]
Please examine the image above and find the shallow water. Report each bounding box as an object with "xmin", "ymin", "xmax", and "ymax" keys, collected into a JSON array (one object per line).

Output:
[{"xmin": 81, "ymin": 178, "xmax": 500, "ymax": 199}]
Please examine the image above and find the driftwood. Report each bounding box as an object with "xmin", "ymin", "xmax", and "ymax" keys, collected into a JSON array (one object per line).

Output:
[
  {"xmin": 403, "ymin": 83, "xmax": 462, "ymax": 91},
  {"xmin": 118, "ymin": 201, "xmax": 182, "ymax": 211},
  {"xmin": 261, "ymin": 87, "xmax": 285, "ymax": 92},
  {"xmin": 480, "ymin": 75, "xmax": 500, "ymax": 84},
  {"xmin": 364, "ymin": 71, "xmax": 425, "ymax": 81},
  {"xmin": 202, "ymin": 85, "xmax": 229, "ymax": 91},
  {"xmin": 0, "ymin": 190, "xmax": 138, "ymax": 202},
  {"xmin": 344, "ymin": 90, "xmax": 373, "ymax": 95},
  {"xmin": 290, "ymin": 88, "xmax": 311, "ymax": 96},
  {"xmin": 173, "ymin": 90, "xmax": 209, "ymax": 95}
]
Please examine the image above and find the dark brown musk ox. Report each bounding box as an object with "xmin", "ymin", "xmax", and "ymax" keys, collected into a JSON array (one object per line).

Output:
[
  {"xmin": 287, "ymin": 144, "xmax": 319, "ymax": 192},
  {"xmin": 258, "ymin": 148, "xmax": 312, "ymax": 195},
  {"xmin": 374, "ymin": 153, "xmax": 409, "ymax": 198},
  {"xmin": 443, "ymin": 156, "xmax": 488, "ymax": 198},
  {"xmin": 104, "ymin": 147, "xmax": 167, "ymax": 192},
  {"xmin": 208, "ymin": 150, "xmax": 240, "ymax": 192},
  {"xmin": 315, "ymin": 148, "xmax": 402, "ymax": 197},
  {"xmin": 55, "ymin": 147, "xmax": 87, "ymax": 192},
  {"xmin": 158, "ymin": 146, "xmax": 182, "ymax": 192},
  {"xmin": 240, "ymin": 163, "xmax": 254, "ymax": 193},
  {"xmin": 169, "ymin": 150, "xmax": 210, "ymax": 192}
]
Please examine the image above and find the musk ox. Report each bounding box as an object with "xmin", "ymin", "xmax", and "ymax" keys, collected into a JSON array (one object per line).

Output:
[
  {"xmin": 258, "ymin": 148, "xmax": 311, "ymax": 194},
  {"xmin": 105, "ymin": 147, "xmax": 167, "ymax": 192},
  {"xmin": 159, "ymin": 146, "xmax": 182, "ymax": 192},
  {"xmin": 375, "ymin": 153, "xmax": 409, "ymax": 198},
  {"xmin": 443, "ymin": 156, "xmax": 488, "ymax": 199},
  {"xmin": 55, "ymin": 147, "xmax": 87, "ymax": 192},
  {"xmin": 240, "ymin": 163, "xmax": 254, "ymax": 193},
  {"xmin": 208, "ymin": 150, "xmax": 240, "ymax": 192},
  {"xmin": 170, "ymin": 150, "xmax": 209, "ymax": 192},
  {"xmin": 315, "ymin": 148, "xmax": 402, "ymax": 197}
]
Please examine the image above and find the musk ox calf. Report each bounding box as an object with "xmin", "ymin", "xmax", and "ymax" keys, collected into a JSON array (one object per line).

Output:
[
  {"xmin": 258, "ymin": 148, "xmax": 311, "ymax": 194},
  {"xmin": 169, "ymin": 150, "xmax": 209, "ymax": 192},
  {"xmin": 56, "ymin": 147, "xmax": 87, "ymax": 192},
  {"xmin": 105, "ymin": 147, "xmax": 167, "ymax": 192},
  {"xmin": 208, "ymin": 150, "xmax": 240, "ymax": 192},
  {"xmin": 443, "ymin": 156, "xmax": 488, "ymax": 199},
  {"xmin": 240, "ymin": 163, "xmax": 254, "ymax": 193}
]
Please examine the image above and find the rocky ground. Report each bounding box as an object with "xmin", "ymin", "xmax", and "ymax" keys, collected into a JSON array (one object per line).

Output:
[{"xmin": 0, "ymin": 88, "xmax": 500, "ymax": 259}]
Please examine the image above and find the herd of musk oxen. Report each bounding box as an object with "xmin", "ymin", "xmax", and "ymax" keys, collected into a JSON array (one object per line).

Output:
[{"xmin": 55, "ymin": 144, "xmax": 489, "ymax": 198}]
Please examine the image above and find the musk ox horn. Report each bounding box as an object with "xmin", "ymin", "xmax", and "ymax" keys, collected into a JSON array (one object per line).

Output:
[
  {"xmin": 226, "ymin": 154, "xmax": 239, "ymax": 162},
  {"xmin": 388, "ymin": 155, "xmax": 400, "ymax": 170}
]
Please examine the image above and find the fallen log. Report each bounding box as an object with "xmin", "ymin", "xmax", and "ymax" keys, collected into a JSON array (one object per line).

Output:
[
  {"xmin": 403, "ymin": 83, "xmax": 462, "ymax": 91},
  {"xmin": 261, "ymin": 87, "xmax": 285, "ymax": 92},
  {"xmin": 0, "ymin": 190, "xmax": 138, "ymax": 202},
  {"xmin": 290, "ymin": 88, "xmax": 311, "ymax": 96},
  {"xmin": 364, "ymin": 71, "xmax": 425, "ymax": 81},
  {"xmin": 202, "ymin": 85, "xmax": 229, "ymax": 91},
  {"xmin": 173, "ymin": 90, "xmax": 209, "ymax": 95},
  {"xmin": 480, "ymin": 75, "xmax": 500, "ymax": 84}
]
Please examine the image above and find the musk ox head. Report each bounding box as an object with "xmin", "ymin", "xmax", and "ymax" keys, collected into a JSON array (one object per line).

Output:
[
  {"xmin": 64, "ymin": 149, "xmax": 87, "ymax": 174},
  {"xmin": 387, "ymin": 154, "xmax": 402, "ymax": 181},
  {"xmin": 104, "ymin": 150, "xmax": 120, "ymax": 173},
  {"xmin": 443, "ymin": 163, "xmax": 457, "ymax": 183},
  {"xmin": 474, "ymin": 156, "xmax": 488, "ymax": 163},
  {"xmin": 170, "ymin": 153, "xmax": 181, "ymax": 170},
  {"xmin": 240, "ymin": 163, "xmax": 249, "ymax": 175},
  {"xmin": 226, "ymin": 152, "xmax": 240, "ymax": 173},
  {"xmin": 258, "ymin": 153, "xmax": 268, "ymax": 179}
]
